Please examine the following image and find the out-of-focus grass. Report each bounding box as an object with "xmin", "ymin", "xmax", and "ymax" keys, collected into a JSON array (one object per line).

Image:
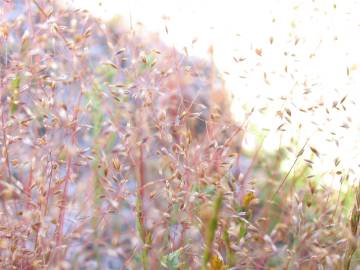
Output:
[{"xmin": 0, "ymin": 1, "xmax": 358, "ymax": 270}]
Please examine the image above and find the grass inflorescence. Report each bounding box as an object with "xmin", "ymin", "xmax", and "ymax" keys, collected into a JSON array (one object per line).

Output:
[{"xmin": 0, "ymin": 1, "xmax": 359, "ymax": 269}]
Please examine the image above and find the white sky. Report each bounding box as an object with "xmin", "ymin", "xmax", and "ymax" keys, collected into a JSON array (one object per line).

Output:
[{"xmin": 65, "ymin": 0, "xmax": 360, "ymax": 189}]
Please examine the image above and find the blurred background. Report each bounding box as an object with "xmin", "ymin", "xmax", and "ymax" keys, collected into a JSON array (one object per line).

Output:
[{"xmin": 65, "ymin": 0, "xmax": 360, "ymax": 190}]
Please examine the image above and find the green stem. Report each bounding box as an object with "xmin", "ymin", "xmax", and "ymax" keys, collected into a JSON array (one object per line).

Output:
[
  {"xmin": 223, "ymin": 226, "xmax": 234, "ymax": 267},
  {"xmin": 201, "ymin": 191, "xmax": 223, "ymax": 270},
  {"xmin": 136, "ymin": 144, "xmax": 150, "ymax": 270},
  {"xmin": 343, "ymin": 183, "xmax": 360, "ymax": 270}
]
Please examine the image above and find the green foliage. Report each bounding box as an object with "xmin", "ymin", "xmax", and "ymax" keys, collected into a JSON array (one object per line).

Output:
[
  {"xmin": 140, "ymin": 52, "xmax": 157, "ymax": 72},
  {"xmin": 96, "ymin": 64, "xmax": 117, "ymax": 83},
  {"xmin": 160, "ymin": 248, "xmax": 184, "ymax": 270},
  {"xmin": 238, "ymin": 220, "xmax": 248, "ymax": 239},
  {"xmin": 10, "ymin": 75, "xmax": 20, "ymax": 113},
  {"xmin": 85, "ymin": 82, "xmax": 104, "ymax": 137}
]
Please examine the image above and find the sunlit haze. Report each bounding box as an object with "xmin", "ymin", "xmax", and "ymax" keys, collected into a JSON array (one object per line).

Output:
[{"xmin": 66, "ymin": 0, "xmax": 360, "ymax": 189}]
